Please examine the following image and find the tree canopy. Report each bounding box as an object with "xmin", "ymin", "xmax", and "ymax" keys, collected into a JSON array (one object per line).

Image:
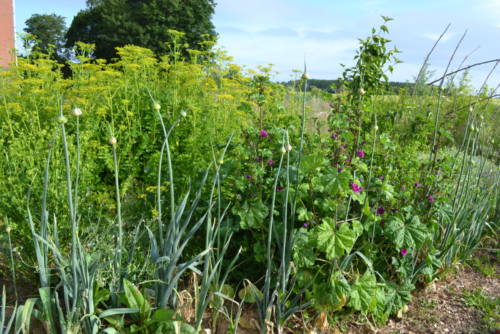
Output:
[
  {"xmin": 24, "ymin": 13, "xmax": 70, "ymax": 61},
  {"xmin": 65, "ymin": 0, "xmax": 218, "ymax": 61}
]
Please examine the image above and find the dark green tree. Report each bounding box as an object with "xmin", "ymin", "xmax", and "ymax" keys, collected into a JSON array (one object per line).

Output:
[
  {"xmin": 24, "ymin": 13, "xmax": 70, "ymax": 61},
  {"xmin": 65, "ymin": 0, "xmax": 217, "ymax": 61}
]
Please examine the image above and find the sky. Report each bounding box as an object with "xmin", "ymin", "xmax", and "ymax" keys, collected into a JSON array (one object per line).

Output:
[{"xmin": 13, "ymin": 0, "xmax": 500, "ymax": 89}]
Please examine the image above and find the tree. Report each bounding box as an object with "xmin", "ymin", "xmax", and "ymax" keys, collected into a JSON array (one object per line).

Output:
[
  {"xmin": 24, "ymin": 13, "xmax": 70, "ymax": 61},
  {"xmin": 65, "ymin": 0, "xmax": 217, "ymax": 61}
]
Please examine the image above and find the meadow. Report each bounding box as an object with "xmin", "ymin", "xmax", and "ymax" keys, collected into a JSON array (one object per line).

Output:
[{"xmin": 1, "ymin": 20, "xmax": 500, "ymax": 334}]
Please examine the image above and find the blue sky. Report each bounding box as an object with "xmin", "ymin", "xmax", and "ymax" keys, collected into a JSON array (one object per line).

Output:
[{"xmin": 14, "ymin": 0, "xmax": 500, "ymax": 89}]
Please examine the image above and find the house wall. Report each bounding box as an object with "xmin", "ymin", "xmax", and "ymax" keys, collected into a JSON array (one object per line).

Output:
[{"xmin": 0, "ymin": 0, "xmax": 15, "ymax": 69}]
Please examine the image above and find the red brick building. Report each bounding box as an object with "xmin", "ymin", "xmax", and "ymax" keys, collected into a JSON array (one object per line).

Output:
[{"xmin": 0, "ymin": 0, "xmax": 15, "ymax": 69}]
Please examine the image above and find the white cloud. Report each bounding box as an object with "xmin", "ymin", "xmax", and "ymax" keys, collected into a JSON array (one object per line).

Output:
[{"xmin": 422, "ymin": 33, "xmax": 456, "ymax": 42}]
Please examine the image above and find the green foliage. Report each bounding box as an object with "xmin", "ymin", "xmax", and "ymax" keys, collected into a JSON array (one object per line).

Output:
[
  {"xmin": 460, "ymin": 288, "xmax": 500, "ymax": 331},
  {"xmin": 23, "ymin": 13, "xmax": 70, "ymax": 61},
  {"xmin": 309, "ymin": 220, "xmax": 356, "ymax": 259}
]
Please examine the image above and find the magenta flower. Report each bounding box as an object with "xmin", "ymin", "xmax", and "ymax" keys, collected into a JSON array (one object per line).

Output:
[
  {"xmin": 357, "ymin": 149, "xmax": 365, "ymax": 158},
  {"xmin": 437, "ymin": 171, "xmax": 441, "ymax": 175},
  {"xmin": 331, "ymin": 134, "xmax": 337, "ymax": 139},
  {"xmin": 352, "ymin": 183, "xmax": 360, "ymax": 194},
  {"xmin": 340, "ymin": 145, "xmax": 345, "ymax": 150},
  {"xmin": 338, "ymin": 167, "xmax": 343, "ymax": 173},
  {"xmin": 346, "ymin": 118, "xmax": 351, "ymax": 121},
  {"xmin": 429, "ymin": 195, "xmax": 434, "ymax": 203},
  {"xmin": 414, "ymin": 182, "xmax": 420, "ymax": 188},
  {"xmin": 260, "ymin": 130, "xmax": 269, "ymax": 137},
  {"xmin": 303, "ymin": 223, "xmax": 309, "ymax": 227},
  {"xmin": 277, "ymin": 185, "xmax": 284, "ymax": 192},
  {"xmin": 269, "ymin": 160, "xmax": 275, "ymax": 166},
  {"xmin": 380, "ymin": 219, "xmax": 385, "ymax": 226},
  {"xmin": 245, "ymin": 175, "xmax": 252, "ymax": 180},
  {"xmin": 376, "ymin": 207, "xmax": 385, "ymax": 215},
  {"xmin": 401, "ymin": 249, "xmax": 408, "ymax": 256},
  {"xmin": 401, "ymin": 185, "xmax": 406, "ymax": 190}
]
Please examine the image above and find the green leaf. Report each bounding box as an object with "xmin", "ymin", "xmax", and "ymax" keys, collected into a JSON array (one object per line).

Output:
[
  {"xmin": 237, "ymin": 102, "xmax": 253, "ymax": 113},
  {"xmin": 94, "ymin": 288, "xmax": 112, "ymax": 308},
  {"xmin": 348, "ymin": 272, "xmax": 377, "ymax": 311},
  {"xmin": 384, "ymin": 281, "xmax": 414, "ymax": 315},
  {"xmin": 300, "ymin": 154, "xmax": 324, "ymax": 173},
  {"xmin": 293, "ymin": 230, "xmax": 316, "ymax": 268},
  {"xmin": 160, "ymin": 322, "xmax": 197, "ymax": 334},
  {"xmin": 297, "ymin": 207, "xmax": 313, "ymax": 222},
  {"xmin": 309, "ymin": 219, "xmax": 355, "ymax": 259},
  {"xmin": 370, "ymin": 286, "xmax": 386, "ymax": 314},
  {"xmin": 385, "ymin": 213, "xmax": 428, "ymax": 249},
  {"xmin": 232, "ymin": 199, "xmax": 269, "ymax": 229},
  {"xmin": 352, "ymin": 220, "xmax": 363, "ymax": 237},
  {"xmin": 382, "ymin": 180, "xmax": 396, "ymax": 201},
  {"xmin": 238, "ymin": 283, "xmax": 263, "ymax": 303},
  {"xmin": 315, "ymin": 170, "xmax": 350, "ymax": 195}
]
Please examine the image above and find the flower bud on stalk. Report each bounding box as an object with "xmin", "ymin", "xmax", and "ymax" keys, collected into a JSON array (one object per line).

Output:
[
  {"xmin": 6, "ymin": 227, "xmax": 11, "ymax": 233},
  {"xmin": 469, "ymin": 160, "xmax": 475, "ymax": 166},
  {"xmin": 469, "ymin": 124, "xmax": 475, "ymax": 132},
  {"xmin": 153, "ymin": 103, "xmax": 161, "ymax": 111},
  {"xmin": 57, "ymin": 115, "xmax": 68, "ymax": 124},
  {"xmin": 108, "ymin": 137, "xmax": 117, "ymax": 145},
  {"xmin": 358, "ymin": 88, "xmax": 365, "ymax": 95},
  {"xmin": 302, "ymin": 72, "xmax": 309, "ymax": 80},
  {"xmin": 374, "ymin": 125, "xmax": 379, "ymax": 131},
  {"xmin": 469, "ymin": 107, "xmax": 473, "ymax": 112},
  {"xmin": 280, "ymin": 146, "xmax": 286, "ymax": 154},
  {"xmin": 217, "ymin": 159, "xmax": 224, "ymax": 165},
  {"xmin": 48, "ymin": 141, "xmax": 54, "ymax": 148},
  {"xmin": 71, "ymin": 108, "xmax": 82, "ymax": 117},
  {"xmin": 491, "ymin": 139, "xmax": 495, "ymax": 145},
  {"xmin": 180, "ymin": 110, "xmax": 187, "ymax": 118},
  {"xmin": 285, "ymin": 144, "xmax": 292, "ymax": 152},
  {"xmin": 480, "ymin": 115, "xmax": 484, "ymax": 120}
]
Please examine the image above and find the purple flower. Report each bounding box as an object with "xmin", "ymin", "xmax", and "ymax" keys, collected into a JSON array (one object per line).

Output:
[
  {"xmin": 388, "ymin": 257, "xmax": 393, "ymax": 264},
  {"xmin": 339, "ymin": 131, "xmax": 343, "ymax": 134},
  {"xmin": 254, "ymin": 156, "xmax": 260, "ymax": 162},
  {"xmin": 359, "ymin": 178, "xmax": 363, "ymax": 182},
  {"xmin": 429, "ymin": 195, "xmax": 434, "ymax": 203},
  {"xmin": 269, "ymin": 160, "xmax": 275, "ymax": 166},
  {"xmin": 391, "ymin": 208, "xmax": 396, "ymax": 213},
  {"xmin": 303, "ymin": 223, "xmax": 309, "ymax": 227},
  {"xmin": 380, "ymin": 219, "xmax": 385, "ymax": 226},
  {"xmin": 260, "ymin": 130, "xmax": 268, "ymax": 137},
  {"xmin": 328, "ymin": 128, "xmax": 332, "ymax": 132},
  {"xmin": 340, "ymin": 145, "xmax": 345, "ymax": 150},
  {"xmin": 357, "ymin": 149, "xmax": 365, "ymax": 158},
  {"xmin": 338, "ymin": 167, "xmax": 343, "ymax": 173},
  {"xmin": 347, "ymin": 118, "xmax": 351, "ymax": 121},
  {"xmin": 401, "ymin": 185, "xmax": 406, "ymax": 190},
  {"xmin": 386, "ymin": 154, "xmax": 388, "ymax": 158},
  {"xmin": 376, "ymin": 207, "xmax": 385, "ymax": 215},
  {"xmin": 329, "ymin": 104, "xmax": 334, "ymax": 108},
  {"xmin": 401, "ymin": 249, "xmax": 408, "ymax": 256},
  {"xmin": 352, "ymin": 183, "xmax": 360, "ymax": 194},
  {"xmin": 245, "ymin": 175, "xmax": 252, "ymax": 180},
  {"xmin": 437, "ymin": 171, "xmax": 441, "ymax": 175},
  {"xmin": 331, "ymin": 134, "xmax": 337, "ymax": 139},
  {"xmin": 277, "ymin": 185, "xmax": 284, "ymax": 192},
  {"xmin": 414, "ymin": 182, "xmax": 420, "ymax": 188},
  {"xmin": 362, "ymin": 141, "xmax": 366, "ymax": 144},
  {"xmin": 268, "ymin": 138, "xmax": 272, "ymax": 142}
]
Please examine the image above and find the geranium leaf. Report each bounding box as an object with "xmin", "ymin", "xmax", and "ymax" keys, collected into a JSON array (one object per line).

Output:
[
  {"xmin": 384, "ymin": 213, "xmax": 428, "ymax": 249},
  {"xmin": 309, "ymin": 219, "xmax": 355, "ymax": 259}
]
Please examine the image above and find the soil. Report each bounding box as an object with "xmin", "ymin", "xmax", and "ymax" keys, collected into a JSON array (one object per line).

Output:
[{"xmin": 1, "ymin": 250, "xmax": 499, "ymax": 334}]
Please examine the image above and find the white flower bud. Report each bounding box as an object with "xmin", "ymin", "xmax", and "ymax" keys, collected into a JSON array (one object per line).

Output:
[
  {"xmin": 108, "ymin": 137, "xmax": 117, "ymax": 145},
  {"xmin": 374, "ymin": 125, "xmax": 379, "ymax": 131},
  {"xmin": 285, "ymin": 144, "xmax": 292, "ymax": 151},
  {"xmin": 71, "ymin": 108, "xmax": 82, "ymax": 117},
  {"xmin": 469, "ymin": 107, "xmax": 473, "ymax": 112},
  {"xmin": 6, "ymin": 227, "xmax": 11, "ymax": 233},
  {"xmin": 302, "ymin": 72, "xmax": 310, "ymax": 80},
  {"xmin": 180, "ymin": 110, "xmax": 187, "ymax": 118},
  {"xmin": 358, "ymin": 88, "xmax": 366, "ymax": 95}
]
